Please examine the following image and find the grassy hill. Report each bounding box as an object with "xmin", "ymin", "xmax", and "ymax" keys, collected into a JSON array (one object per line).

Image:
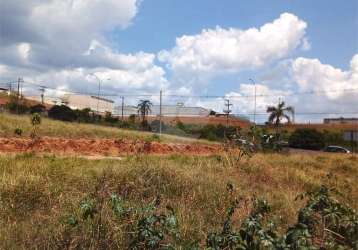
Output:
[
  {"xmin": 0, "ymin": 112, "xmax": 213, "ymax": 144},
  {"xmin": 0, "ymin": 152, "xmax": 357, "ymax": 248}
]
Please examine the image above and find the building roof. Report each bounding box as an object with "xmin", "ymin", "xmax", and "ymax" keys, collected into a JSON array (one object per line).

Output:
[
  {"xmin": 114, "ymin": 104, "xmax": 211, "ymax": 117},
  {"xmin": 90, "ymin": 95, "xmax": 115, "ymax": 103},
  {"xmin": 324, "ymin": 117, "xmax": 358, "ymax": 121}
]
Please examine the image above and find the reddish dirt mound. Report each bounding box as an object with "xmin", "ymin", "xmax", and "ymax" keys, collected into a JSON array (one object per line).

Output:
[{"xmin": 0, "ymin": 137, "xmax": 223, "ymax": 156}]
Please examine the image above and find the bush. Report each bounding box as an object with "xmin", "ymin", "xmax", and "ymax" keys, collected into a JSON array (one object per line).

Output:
[
  {"xmin": 104, "ymin": 111, "xmax": 118, "ymax": 124},
  {"xmin": 48, "ymin": 105, "xmax": 77, "ymax": 122},
  {"xmin": 5, "ymin": 95, "xmax": 29, "ymax": 114},
  {"xmin": 150, "ymin": 120, "xmax": 167, "ymax": 133},
  {"xmin": 64, "ymin": 184, "xmax": 358, "ymax": 249},
  {"xmin": 289, "ymin": 128, "xmax": 325, "ymax": 150},
  {"xmin": 199, "ymin": 124, "xmax": 238, "ymax": 141},
  {"xmin": 75, "ymin": 108, "xmax": 92, "ymax": 123},
  {"xmin": 14, "ymin": 128, "xmax": 23, "ymax": 136},
  {"xmin": 30, "ymin": 104, "xmax": 46, "ymax": 114},
  {"xmin": 30, "ymin": 113, "xmax": 41, "ymax": 139}
]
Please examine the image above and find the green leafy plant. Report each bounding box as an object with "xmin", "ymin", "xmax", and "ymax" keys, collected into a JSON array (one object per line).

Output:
[
  {"xmin": 207, "ymin": 183, "xmax": 358, "ymax": 249},
  {"xmin": 60, "ymin": 181, "xmax": 357, "ymax": 249},
  {"xmin": 14, "ymin": 127, "xmax": 23, "ymax": 136},
  {"xmin": 110, "ymin": 194, "xmax": 129, "ymax": 219},
  {"xmin": 30, "ymin": 113, "xmax": 41, "ymax": 139},
  {"xmin": 80, "ymin": 198, "xmax": 97, "ymax": 220},
  {"xmin": 129, "ymin": 197, "xmax": 180, "ymax": 250}
]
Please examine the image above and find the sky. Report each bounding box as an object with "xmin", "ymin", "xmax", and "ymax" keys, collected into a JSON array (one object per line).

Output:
[{"xmin": 0, "ymin": 0, "xmax": 357, "ymax": 123}]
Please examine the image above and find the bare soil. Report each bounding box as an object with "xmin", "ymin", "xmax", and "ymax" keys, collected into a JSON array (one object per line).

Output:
[{"xmin": 0, "ymin": 137, "xmax": 224, "ymax": 156}]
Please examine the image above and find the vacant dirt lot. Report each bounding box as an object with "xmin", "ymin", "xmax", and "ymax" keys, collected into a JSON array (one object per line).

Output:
[{"xmin": 0, "ymin": 137, "xmax": 223, "ymax": 156}]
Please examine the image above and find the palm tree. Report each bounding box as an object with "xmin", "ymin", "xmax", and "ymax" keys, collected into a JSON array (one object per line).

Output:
[
  {"xmin": 137, "ymin": 100, "xmax": 153, "ymax": 124},
  {"xmin": 266, "ymin": 101, "xmax": 294, "ymax": 129}
]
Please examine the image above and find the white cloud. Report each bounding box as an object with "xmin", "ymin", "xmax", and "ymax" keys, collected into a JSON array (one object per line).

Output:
[
  {"xmin": 192, "ymin": 83, "xmax": 291, "ymax": 117},
  {"xmin": 158, "ymin": 13, "xmax": 308, "ymax": 86},
  {"xmin": 292, "ymin": 54, "xmax": 358, "ymax": 99},
  {"xmin": 0, "ymin": 0, "xmax": 171, "ymax": 99}
]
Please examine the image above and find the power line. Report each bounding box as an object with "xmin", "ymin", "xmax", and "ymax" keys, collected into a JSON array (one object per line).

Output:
[
  {"xmin": 13, "ymin": 79, "xmax": 358, "ymax": 99},
  {"xmin": 231, "ymin": 112, "xmax": 358, "ymax": 116}
]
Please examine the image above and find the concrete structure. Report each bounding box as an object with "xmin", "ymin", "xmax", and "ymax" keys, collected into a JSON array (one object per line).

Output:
[
  {"xmin": 324, "ymin": 117, "xmax": 358, "ymax": 124},
  {"xmin": 62, "ymin": 94, "xmax": 114, "ymax": 114}
]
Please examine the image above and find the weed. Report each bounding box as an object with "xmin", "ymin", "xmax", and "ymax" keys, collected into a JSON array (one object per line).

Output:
[
  {"xmin": 207, "ymin": 184, "xmax": 358, "ymax": 249},
  {"xmin": 14, "ymin": 127, "xmax": 23, "ymax": 136},
  {"xmin": 30, "ymin": 113, "xmax": 41, "ymax": 139}
]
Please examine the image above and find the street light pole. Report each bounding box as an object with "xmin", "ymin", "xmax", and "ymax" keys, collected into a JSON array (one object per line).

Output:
[
  {"xmin": 90, "ymin": 74, "xmax": 110, "ymax": 114},
  {"xmin": 249, "ymin": 78, "xmax": 257, "ymax": 126}
]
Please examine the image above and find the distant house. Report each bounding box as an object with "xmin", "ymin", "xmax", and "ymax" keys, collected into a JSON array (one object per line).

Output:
[
  {"xmin": 61, "ymin": 94, "xmax": 114, "ymax": 114},
  {"xmin": 324, "ymin": 117, "xmax": 358, "ymax": 124},
  {"xmin": 0, "ymin": 87, "xmax": 11, "ymax": 96}
]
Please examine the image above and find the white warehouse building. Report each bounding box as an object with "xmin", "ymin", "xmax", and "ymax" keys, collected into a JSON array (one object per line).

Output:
[
  {"xmin": 62, "ymin": 94, "xmax": 114, "ymax": 114},
  {"xmin": 114, "ymin": 104, "xmax": 211, "ymax": 117}
]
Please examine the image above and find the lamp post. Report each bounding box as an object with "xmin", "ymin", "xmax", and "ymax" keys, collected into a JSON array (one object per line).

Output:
[
  {"xmin": 89, "ymin": 74, "xmax": 110, "ymax": 114},
  {"xmin": 249, "ymin": 78, "xmax": 257, "ymax": 126}
]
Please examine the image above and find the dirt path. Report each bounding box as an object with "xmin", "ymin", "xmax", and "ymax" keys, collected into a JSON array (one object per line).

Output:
[{"xmin": 0, "ymin": 137, "xmax": 224, "ymax": 156}]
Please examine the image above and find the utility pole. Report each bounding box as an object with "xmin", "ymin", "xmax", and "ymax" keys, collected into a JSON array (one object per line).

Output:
[
  {"xmin": 8, "ymin": 82, "xmax": 12, "ymax": 93},
  {"xmin": 39, "ymin": 86, "xmax": 46, "ymax": 104},
  {"xmin": 223, "ymin": 99, "xmax": 232, "ymax": 138},
  {"xmin": 292, "ymin": 108, "xmax": 295, "ymax": 124},
  {"xmin": 249, "ymin": 78, "xmax": 257, "ymax": 126},
  {"xmin": 159, "ymin": 90, "xmax": 163, "ymax": 136},
  {"xmin": 96, "ymin": 78, "xmax": 101, "ymax": 114},
  {"xmin": 89, "ymin": 73, "xmax": 110, "ymax": 115},
  {"xmin": 16, "ymin": 77, "xmax": 23, "ymax": 114},
  {"xmin": 121, "ymin": 96, "xmax": 124, "ymax": 121},
  {"xmin": 17, "ymin": 77, "xmax": 21, "ymax": 97}
]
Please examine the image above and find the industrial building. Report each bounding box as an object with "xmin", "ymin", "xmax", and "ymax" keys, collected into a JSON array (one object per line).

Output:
[
  {"xmin": 62, "ymin": 94, "xmax": 114, "ymax": 114},
  {"xmin": 114, "ymin": 104, "xmax": 211, "ymax": 117},
  {"xmin": 323, "ymin": 117, "xmax": 358, "ymax": 124}
]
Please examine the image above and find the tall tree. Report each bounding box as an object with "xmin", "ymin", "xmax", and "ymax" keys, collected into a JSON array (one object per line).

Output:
[
  {"xmin": 137, "ymin": 100, "xmax": 153, "ymax": 124},
  {"xmin": 266, "ymin": 101, "xmax": 294, "ymax": 128}
]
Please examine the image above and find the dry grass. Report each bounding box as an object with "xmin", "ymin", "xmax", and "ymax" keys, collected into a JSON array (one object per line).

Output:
[
  {"xmin": 0, "ymin": 152, "xmax": 357, "ymax": 248},
  {"xmin": 0, "ymin": 112, "xmax": 215, "ymax": 144}
]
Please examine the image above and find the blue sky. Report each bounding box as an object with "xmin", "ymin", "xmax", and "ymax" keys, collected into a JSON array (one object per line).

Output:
[{"xmin": 0, "ymin": 0, "xmax": 357, "ymax": 122}]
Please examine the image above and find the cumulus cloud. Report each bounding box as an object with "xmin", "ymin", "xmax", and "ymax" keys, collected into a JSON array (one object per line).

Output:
[
  {"xmin": 0, "ymin": 0, "xmax": 170, "ymax": 99},
  {"xmin": 292, "ymin": 54, "xmax": 358, "ymax": 99},
  {"xmin": 0, "ymin": 0, "xmax": 139, "ymax": 68},
  {"xmin": 195, "ymin": 83, "xmax": 291, "ymax": 115},
  {"xmin": 158, "ymin": 13, "xmax": 308, "ymax": 86}
]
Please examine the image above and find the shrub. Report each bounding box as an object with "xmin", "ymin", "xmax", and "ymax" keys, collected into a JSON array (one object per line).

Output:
[
  {"xmin": 48, "ymin": 105, "xmax": 77, "ymax": 122},
  {"xmin": 5, "ymin": 94, "xmax": 29, "ymax": 114},
  {"xmin": 199, "ymin": 124, "xmax": 238, "ymax": 141},
  {"xmin": 150, "ymin": 119, "xmax": 167, "ymax": 133},
  {"xmin": 207, "ymin": 184, "xmax": 358, "ymax": 249},
  {"xmin": 30, "ymin": 113, "xmax": 41, "ymax": 139},
  {"xmin": 30, "ymin": 104, "xmax": 46, "ymax": 114},
  {"xmin": 104, "ymin": 111, "xmax": 118, "ymax": 124},
  {"xmin": 151, "ymin": 134, "xmax": 161, "ymax": 142},
  {"xmin": 64, "ymin": 184, "xmax": 358, "ymax": 249},
  {"xmin": 75, "ymin": 108, "xmax": 92, "ymax": 123},
  {"xmin": 289, "ymin": 128, "xmax": 325, "ymax": 150},
  {"xmin": 14, "ymin": 128, "xmax": 23, "ymax": 136},
  {"xmin": 128, "ymin": 114, "xmax": 136, "ymax": 124}
]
